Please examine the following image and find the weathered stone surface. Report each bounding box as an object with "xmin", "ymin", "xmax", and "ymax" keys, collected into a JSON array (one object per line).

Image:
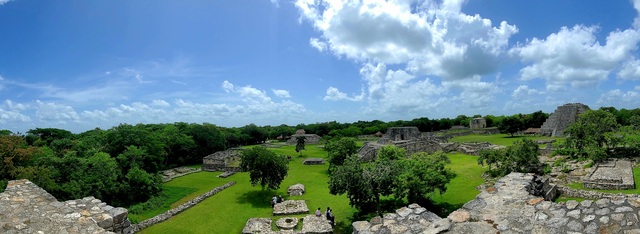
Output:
[
  {"xmin": 275, "ymin": 217, "xmax": 298, "ymax": 230},
  {"xmin": 540, "ymin": 103, "xmax": 590, "ymax": 137},
  {"xmin": 242, "ymin": 218, "xmax": 272, "ymax": 234},
  {"xmin": 448, "ymin": 210, "xmax": 470, "ymax": 223},
  {"xmin": 0, "ymin": 179, "xmax": 129, "ymax": 234},
  {"xmin": 300, "ymin": 215, "xmax": 333, "ymax": 234},
  {"xmin": 287, "ymin": 183, "xmax": 305, "ymax": 196},
  {"xmin": 273, "ymin": 200, "xmax": 309, "ymax": 216},
  {"xmin": 302, "ymin": 158, "xmax": 325, "ymax": 165}
]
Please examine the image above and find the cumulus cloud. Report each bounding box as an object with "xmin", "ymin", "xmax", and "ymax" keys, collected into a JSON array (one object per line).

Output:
[
  {"xmin": 272, "ymin": 89, "xmax": 291, "ymax": 98},
  {"xmin": 150, "ymin": 99, "xmax": 171, "ymax": 108},
  {"xmin": 512, "ymin": 25, "xmax": 640, "ymax": 90},
  {"xmin": 598, "ymin": 89, "xmax": 640, "ymax": 107},
  {"xmin": 618, "ymin": 59, "xmax": 640, "ymax": 80},
  {"xmin": 512, "ymin": 85, "xmax": 544, "ymax": 98},
  {"xmin": 0, "ymin": 0, "xmax": 12, "ymax": 5},
  {"xmin": 270, "ymin": 0, "xmax": 279, "ymax": 8},
  {"xmin": 34, "ymin": 100, "xmax": 80, "ymax": 124},
  {"xmin": 323, "ymin": 87, "xmax": 364, "ymax": 101},
  {"xmin": 296, "ymin": 0, "xmax": 517, "ymax": 80}
]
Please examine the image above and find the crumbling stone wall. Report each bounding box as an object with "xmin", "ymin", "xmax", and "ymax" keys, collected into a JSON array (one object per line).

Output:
[
  {"xmin": 540, "ymin": 103, "xmax": 590, "ymax": 137},
  {"xmin": 0, "ymin": 179, "xmax": 131, "ymax": 234}
]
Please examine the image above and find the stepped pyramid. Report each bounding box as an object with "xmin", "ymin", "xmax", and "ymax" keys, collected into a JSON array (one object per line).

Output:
[{"xmin": 540, "ymin": 103, "xmax": 590, "ymax": 137}]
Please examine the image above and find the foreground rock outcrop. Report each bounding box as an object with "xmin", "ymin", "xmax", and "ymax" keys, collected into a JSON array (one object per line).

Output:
[
  {"xmin": 0, "ymin": 179, "xmax": 131, "ymax": 233},
  {"xmin": 353, "ymin": 172, "xmax": 640, "ymax": 233}
]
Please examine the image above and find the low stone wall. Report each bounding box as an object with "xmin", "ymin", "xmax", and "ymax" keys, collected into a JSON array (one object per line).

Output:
[{"xmin": 131, "ymin": 181, "xmax": 236, "ymax": 232}]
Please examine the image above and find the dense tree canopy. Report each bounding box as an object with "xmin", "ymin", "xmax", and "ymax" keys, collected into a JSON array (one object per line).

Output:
[
  {"xmin": 478, "ymin": 138, "xmax": 541, "ymax": 177},
  {"xmin": 329, "ymin": 146, "xmax": 455, "ymax": 216},
  {"xmin": 325, "ymin": 137, "xmax": 358, "ymax": 172}
]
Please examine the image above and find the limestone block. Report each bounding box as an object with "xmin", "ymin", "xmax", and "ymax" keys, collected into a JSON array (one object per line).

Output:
[
  {"xmin": 287, "ymin": 183, "xmax": 305, "ymax": 196},
  {"xmin": 94, "ymin": 213, "xmax": 113, "ymax": 230},
  {"xmin": 448, "ymin": 210, "xmax": 470, "ymax": 223},
  {"xmin": 109, "ymin": 207, "xmax": 128, "ymax": 225},
  {"xmin": 352, "ymin": 221, "xmax": 370, "ymax": 234}
]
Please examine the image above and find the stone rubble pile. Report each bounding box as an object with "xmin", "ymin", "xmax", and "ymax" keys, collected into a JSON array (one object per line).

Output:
[
  {"xmin": 353, "ymin": 172, "xmax": 640, "ymax": 233},
  {"xmin": 0, "ymin": 179, "xmax": 131, "ymax": 234}
]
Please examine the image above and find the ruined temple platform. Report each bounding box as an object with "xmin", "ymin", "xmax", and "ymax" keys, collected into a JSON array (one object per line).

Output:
[
  {"xmin": 584, "ymin": 159, "xmax": 635, "ymax": 190},
  {"xmin": 273, "ymin": 200, "xmax": 309, "ymax": 215}
]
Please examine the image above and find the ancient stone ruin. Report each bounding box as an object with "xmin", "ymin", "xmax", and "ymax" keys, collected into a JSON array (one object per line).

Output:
[
  {"xmin": 353, "ymin": 172, "xmax": 640, "ymax": 233},
  {"xmin": 288, "ymin": 183, "xmax": 305, "ymax": 196},
  {"xmin": 358, "ymin": 127, "xmax": 443, "ymax": 161},
  {"xmin": 160, "ymin": 166, "xmax": 200, "ymax": 182},
  {"xmin": 302, "ymin": 158, "xmax": 325, "ymax": 165},
  {"xmin": 0, "ymin": 179, "xmax": 131, "ymax": 234},
  {"xmin": 287, "ymin": 129, "xmax": 321, "ymax": 145},
  {"xmin": 583, "ymin": 159, "xmax": 635, "ymax": 190},
  {"xmin": 469, "ymin": 117, "xmax": 487, "ymax": 129},
  {"xmin": 540, "ymin": 103, "xmax": 590, "ymax": 137},
  {"xmin": 202, "ymin": 148, "xmax": 242, "ymax": 172},
  {"xmin": 242, "ymin": 215, "xmax": 333, "ymax": 234},
  {"xmin": 273, "ymin": 200, "xmax": 309, "ymax": 215}
]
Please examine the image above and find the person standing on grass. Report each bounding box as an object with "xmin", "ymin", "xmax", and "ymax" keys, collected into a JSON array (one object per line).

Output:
[{"xmin": 272, "ymin": 195, "xmax": 278, "ymax": 207}]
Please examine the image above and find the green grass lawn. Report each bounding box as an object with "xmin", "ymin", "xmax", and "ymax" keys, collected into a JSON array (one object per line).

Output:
[
  {"xmin": 139, "ymin": 145, "xmax": 357, "ymax": 234},
  {"xmin": 429, "ymin": 153, "xmax": 486, "ymax": 216},
  {"xmin": 450, "ymin": 134, "xmax": 559, "ymax": 146},
  {"xmin": 138, "ymin": 144, "xmax": 486, "ymax": 233}
]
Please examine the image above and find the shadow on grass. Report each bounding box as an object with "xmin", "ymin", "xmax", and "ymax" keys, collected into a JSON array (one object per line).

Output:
[
  {"xmin": 422, "ymin": 201, "xmax": 465, "ymax": 217},
  {"xmin": 236, "ymin": 189, "xmax": 278, "ymax": 209}
]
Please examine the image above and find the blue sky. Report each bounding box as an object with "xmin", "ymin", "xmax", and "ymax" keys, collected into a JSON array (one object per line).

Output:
[{"xmin": 1, "ymin": 0, "xmax": 640, "ymax": 133}]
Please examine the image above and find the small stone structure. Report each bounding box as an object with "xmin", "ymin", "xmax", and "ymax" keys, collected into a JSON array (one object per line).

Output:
[
  {"xmin": 273, "ymin": 200, "xmax": 309, "ymax": 215},
  {"xmin": 469, "ymin": 117, "xmax": 487, "ymax": 129},
  {"xmin": 381, "ymin": 127, "xmax": 422, "ymax": 142},
  {"xmin": 439, "ymin": 142, "xmax": 505, "ymax": 155},
  {"xmin": 161, "ymin": 166, "xmax": 200, "ymax": 182},
  {"xmin": 353, "ymin": 172, "xmax": 640, "ymax": 233},
  {"xmin": 288, "ymin": 183, "xmax": 305, "ymax": 196},
  {"xmin": 202, "ymin": 149, "xmax": 242, "ymax": 172},
  {"xmin": 358, "ymin": 128, "xmax": 443, "ymax": 162},
  {"xmin": 287, "ymin": 129, "xmax": 321, "ymax": 145},
  {"xmin": 583, "ymin": 159, "xmax": 635, "ymax": 190},
  {"xmin": 0, "ymin": 179, "xmax": 131, "ymax": 233},
  {"xmin": 540, "ymin": 103, "xmax": 590, "ymax": 137},
  {"xmin": 302, "ymin": 158, "xmax": 325, "ymax": 165}
]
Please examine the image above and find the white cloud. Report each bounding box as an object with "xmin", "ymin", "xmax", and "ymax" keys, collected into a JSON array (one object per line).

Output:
[
  {"xmin": 618, "ymin": 59, "xmax": 640, "ymax": 80},
  {"xmin": 151, "ymin": 99, "xmax": 171, "ymax": 108},
  {"xmin": 270, "ymin": 0, "xmax": 279, "ymax": 8},
  {"xmin": 34, "ymin": 100, "xmax": 80, "ymax": 124},
  {"xmin": 512, "ymin": 25, "xmax": 640, "ymax": 90},
  {"xmin": 222, "ymin": 80, "xmax": 235, "ymax": 92},
  {"xmin": 0, "ymin": 0, "xmax": 12, "ymax": 5},
  {"xmin": 296, "ymin": 0, "xmax": 517, "ymax": 80},
  {"xmin": 309, "ymin": 38, "xmax": 327, "ymax": 52},
  {"xmin": 597, "ymin": 89, "xmax": 640, "ymax": 107},
  {"xmin": 272, "ymin": 89, "xmax": 291, "ymax": 98},
  {"xmin": 323, "ymin": 87, "xmax": 364, "ymax": 101},
  {"xmin": 511, "ymin": 85, "xmax": 543, "ymax": 99}
]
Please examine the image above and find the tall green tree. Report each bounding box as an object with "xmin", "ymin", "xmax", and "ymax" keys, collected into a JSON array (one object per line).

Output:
[
  {"xmin": 240, "ymin": 146, "xmax": 289, "ymax": 190},
  {"xmin": 396, "ymin": 152, "xmax": 455, "ymax": 203},
  {"xmin": 498, "ymin": 115, "xmax": 524, "ymax": 137},
  {"xmin": 295, "ymin": 136, "xmax": 306, "ymax": 156}
]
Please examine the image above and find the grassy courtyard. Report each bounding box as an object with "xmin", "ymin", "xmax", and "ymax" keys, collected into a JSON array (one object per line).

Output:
[
  {"xmin": 450, "ymin": 134, "xmax": 557, "ymax": 146},
  {"xmin": 137, "ymin": 143, "xmax": 488, "ymax": 233}
]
